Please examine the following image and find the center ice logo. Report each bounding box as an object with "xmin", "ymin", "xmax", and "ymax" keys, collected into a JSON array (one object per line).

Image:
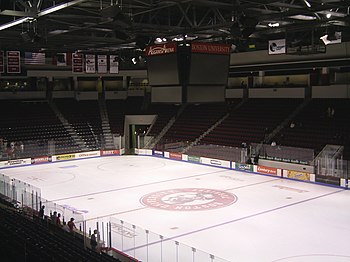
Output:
[{"xmin": 140, "ymin": 188, "xmax": 237, "ymax": 211}]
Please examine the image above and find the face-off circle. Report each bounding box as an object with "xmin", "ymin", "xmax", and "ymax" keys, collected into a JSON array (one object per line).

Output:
[{"xmin": 140, "ymin": 188, "xmax": 237, "ymax": 211}]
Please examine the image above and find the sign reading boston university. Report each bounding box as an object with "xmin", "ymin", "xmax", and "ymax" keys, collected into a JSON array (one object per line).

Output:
[
  {"xmin": 145, "ymin": 43, "xmax": 177, "ymax": 56},
  {"xmin": 191, "ymin": 42, "xmax": 231, "ymax": 54}
]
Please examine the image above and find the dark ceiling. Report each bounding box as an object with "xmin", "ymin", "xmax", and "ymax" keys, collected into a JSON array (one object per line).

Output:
[{"xmin": 0, "ymin": 0, "xmax": 350, "ymax": 55}]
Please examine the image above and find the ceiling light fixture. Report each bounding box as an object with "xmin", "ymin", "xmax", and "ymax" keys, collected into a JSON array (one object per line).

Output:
[
  {"xmin": 268, "ymin": 22, "xmax": 280, "ymax": 27},
  {"xmin": 303, "ymin": 0, "xmax": 311, "ymax": 8},
  {"xmin": 0, "ymin": 17, "xmax": 30, "ymax": 31},
  {"xmin": 0, "ymin": 0, "xmax": 87, "ymax": 31}
]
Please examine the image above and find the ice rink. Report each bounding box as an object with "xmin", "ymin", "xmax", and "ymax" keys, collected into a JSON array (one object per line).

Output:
[{"xmin": 2, "ymin": 155, "xmax": 350, "ymax": 262}]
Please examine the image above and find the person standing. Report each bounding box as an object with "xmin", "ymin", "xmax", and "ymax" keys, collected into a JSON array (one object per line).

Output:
[
  {"xmin": 56, "ymin": 213, "xmax": 62, "ymax": 227},
  {"xmin": 90, "ymin": 230, "xmax": 98, "ymax": 251},
  {"xmin": 67, "ymin": 217, "xmax": 77, "ymax": 233},
  {"xmin": 38, "ymin": 205, "xmax": 45, "ymax": 219}
]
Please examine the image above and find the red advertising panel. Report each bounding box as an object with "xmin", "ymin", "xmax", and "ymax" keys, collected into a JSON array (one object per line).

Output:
[
  {"xmin": 7, "ymin": 51, "xmax": 21, "ymax": 73},
  {"xmin": 100, "ymin": 149, "xmax": 120, "ymax": 156},
  {"xmin": 145, "ymin": 43, "xmax": 177, "ymax": 56},
  {"xmin": 31, "ymin": 156, "xmax": 50, "ymax": 164},
  {"xmin": 0, "ymin": 51, "xmax": 4, "ymax": 73},
  {"xmin": 72, "ymin": 53, "xmax": 84, "ymax": 73},
  {"xmin": 169, "ymin": 152, "xmax": 182, "ymax": 160},
  {"xmin": 257, "ymin": 165, "xmax": 278, "ymax": 176},
  {"xmin": 191, "ymin": 42, "xmax": 231, "ymax": 54}
]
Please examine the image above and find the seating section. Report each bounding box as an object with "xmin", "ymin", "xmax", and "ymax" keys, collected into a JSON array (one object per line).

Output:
[
  {"xmin": 55, "ymin": 99, "xmax": 102, "ymax": 150},
  {"xmin": 106, "ymin": 100, "xmax": 127, "ymax": 135},
  {"xmin": 0, "ymin": 101, "xmax": 80, "ymax": 158},
  {"xmin": 159, "ymin": 103, "xmax": 230, "ymax": 145},
  {"xmin": 0, "ymin": 204, "xmax": 120, "ymax": 262},
  {"xmin": 145, "ymin": 104, "xmax": 179, "ymax": 136},
  {"xmin": 201, "ymin": 99, "xmax": 302, "ymax": 148},
  {"xmin": 274, "ymin": 99, "xmax": 350, "ymax": 158}
]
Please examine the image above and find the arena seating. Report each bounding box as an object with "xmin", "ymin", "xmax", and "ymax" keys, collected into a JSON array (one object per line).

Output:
[
  {"xmin": 54, "ymin": 99, "xmax": 102, "ymax": 150},
  {"xmin": 0, "ymin": 101, "xmax": 80, "ymax": 158},
  {"xmin": 158, "ymin": 103, "xmax": 230, "ymax": 146},
  {"xmin": 145, "ymin": 104, "xmax": 179, "ymax": 136},
  {"xmin": 201, "ymin": 99, "xmax": 303, "ymax": 148},
  {"xmin": 106, "ymin": 100, "xmax": 126, "ymax": 136},
  {"xmin": 0, "ymin": 203, "xmax": 120, "ymax": 262},
  {"xmin": 274, "ymin": 99, "xmax": 350, "ymax": 158}
]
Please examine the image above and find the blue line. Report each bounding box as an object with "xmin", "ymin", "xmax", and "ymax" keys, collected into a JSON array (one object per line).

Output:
[{"xmin": 123, "ymin": 188, "xmax": 344, "ymax": 252}]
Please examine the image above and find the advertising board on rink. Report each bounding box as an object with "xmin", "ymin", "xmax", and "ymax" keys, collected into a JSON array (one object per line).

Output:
[
  {"xmin": 235, "ymin": 163, "xmax": 253, "ymax": 172},
  {"xmin": 200, "ymin": 157, "xmax": 230, "ymax": 169},
  {"xmin": 153, "ymin": 150, "xmax": 164, "ymax": 157},
  {"xmin": 76, "ymin": 151, "xmax": 100, "ymax": 159},
  {"xmin": 256, "ymin": 165, "xmax": 280, "ymax": 176},
  {"xmin": 188, "ymin": 155, "xmax": 200, "ymax": 163},
  {"xmin": 100, "ymin": 150, "xmax": 120, "ymax": 156},
  {"xmin": 55, "ymin": 154, "xmax": 76, "ymax": 161},
  {"xmin": 315, "ymin": 174, "xmax": 341, "ymax": 187},
  {"xmin": 284, "ymin": 170, "xmax": 311, "ymax": 181},
  {"xmin": 0, "ymin": 158, "xmax": 31, "ymax": 168},
  {"xmin": 31, "ymin": 156, "xmax": 50, "ymax": 164},
  {"xmin": 169, "ymin": 152, "xmax": 182, "ymax": 160}
]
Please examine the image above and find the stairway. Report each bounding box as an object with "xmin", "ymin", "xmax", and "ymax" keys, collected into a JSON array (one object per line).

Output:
[
  {"xmin": 98, "ymin": 95, "xmax": 115, "ymax": 149},
  {"xmin": 49, "ymin": 101, "xmax": 87, "ymax": 151},
  {"xmin": 183, "ymin": 100, "xmax": 246, "ymax": 153},
  {"xmin": 145, "ymin": 103, "xmax": 187, "ymax": 149}
]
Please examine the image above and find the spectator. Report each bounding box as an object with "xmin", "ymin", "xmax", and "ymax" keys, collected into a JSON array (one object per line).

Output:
[
  {"xmin": 67, "ymin": 217, "xmax": 77, "ymax": 233},
  {"xmin": 38, "ymin": 205, "xmax": 45, "ymax": 219},
  {"xmin": 90, "ymin": 229, "xmax": 98, "ymax": 251},
  {"xmin": 51, "ymin": 211, "xmax": 58, "ymax": 224},
  {"xmin": 56, "ymin": 213, "xmax": 62, "ymax": 227}
]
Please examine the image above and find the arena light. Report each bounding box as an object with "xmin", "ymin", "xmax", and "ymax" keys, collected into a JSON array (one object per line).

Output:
[
  {"xmin": 38, "ymin": 0, "xmax": 87, "ymax": 17},
  {"xmin": 0, "ymin": 0, "xmax": 88, "ymax": 31},
  {"xmin": 0, "ymin": 17, "xmax": 30, "ymax": 31}
]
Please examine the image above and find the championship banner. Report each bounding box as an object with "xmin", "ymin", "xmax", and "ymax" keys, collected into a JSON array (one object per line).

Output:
[
  {"xmin": 0, "ymin": 51, "xmax": 4, "ymax": 73},
  {"xmin": 145, "ymin": 43, "xmax": 177, "ymax": 56},
  {"xmin": 191, "ymin": 42, "xmax": 231, "ymax": 54},
  {"xmin": 97, "ymin": 55, "xmax": 107, "ymax": 73},
  {"xmin": 7, "ymin": 51, "xmax": 21, "ymax": 73},
  {"xmin": 268, "ymin": 39, "xmax": 286, "ymax": 55},
  {"xmin": 85, "ymin": 54, "xmax": 96, "ymax": 73},
  {"xmin": 56, "ymin": 53, "xmax": 67, "ymax": 66},
  {"xmin": 72, "ymin": 53, "xmax": 84, "ymax": 73},
  {"xmin": 109, "ymin": 55, "xmax": 119, "ymax": 74},
  {"xmin": 286, "ymin": 170, "xmax": 310, "ymax": 181}
]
